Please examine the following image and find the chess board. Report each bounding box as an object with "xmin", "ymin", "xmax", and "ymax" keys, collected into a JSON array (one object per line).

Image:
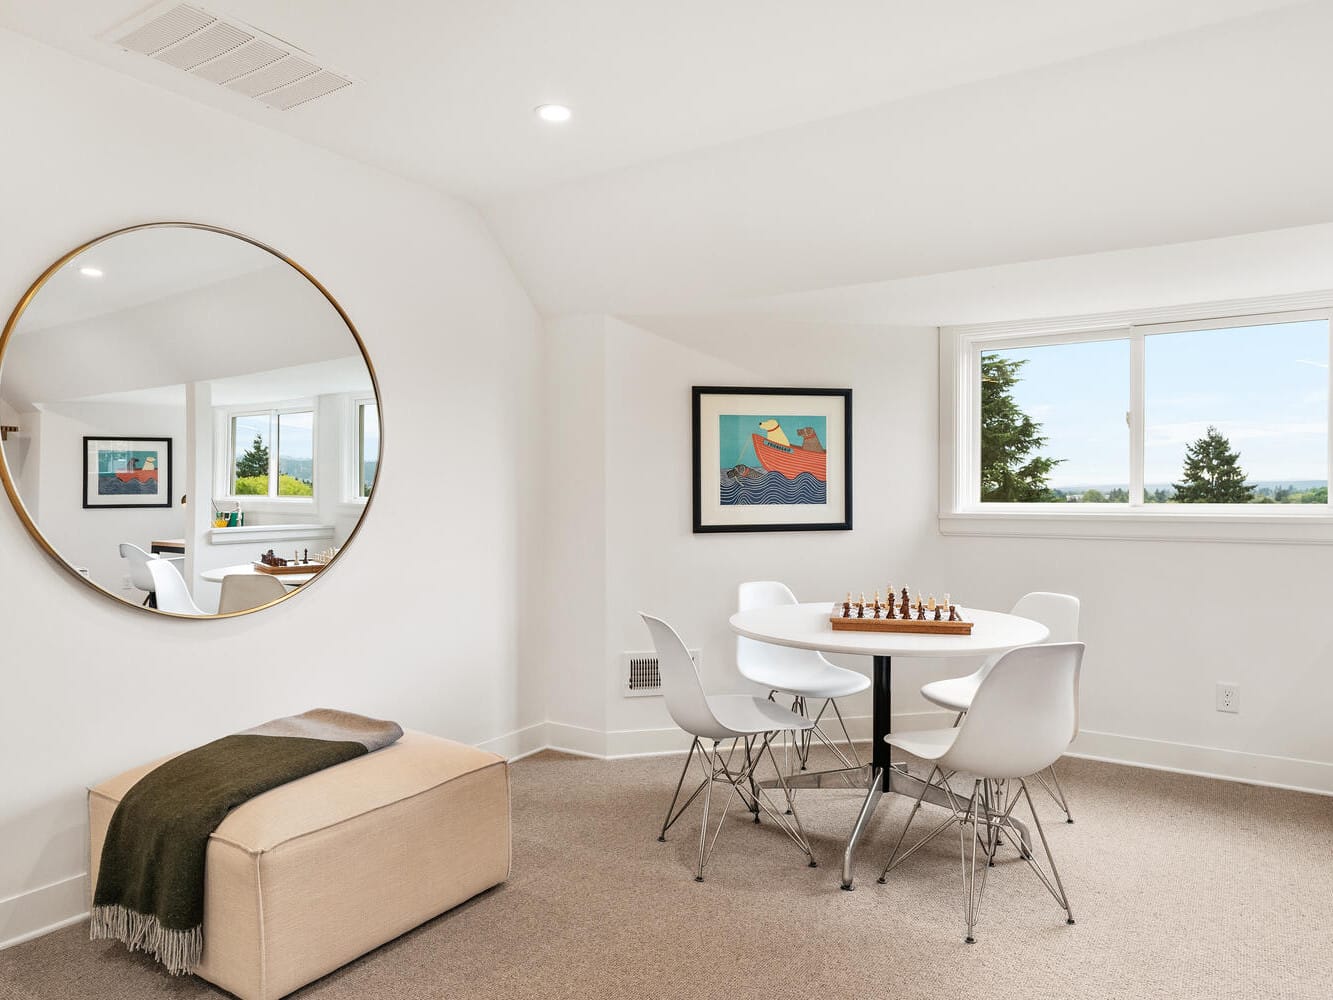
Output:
[
  {"xmin": 253, "ymin": 561, "xmax": 325, "ymax": 576},
  {"xmin": 829, "ymin": 604, "xmax": 973, "ymax": 635}
]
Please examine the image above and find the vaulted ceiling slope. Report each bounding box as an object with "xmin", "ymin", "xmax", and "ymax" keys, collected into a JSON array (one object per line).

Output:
[{"xmin": 1, "ymin": 1, "xmax": 1324, "ymax": 319}]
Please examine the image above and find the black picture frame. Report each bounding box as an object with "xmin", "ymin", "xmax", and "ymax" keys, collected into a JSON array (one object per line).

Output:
[
  {"xmin": 82, "ymin": 436, "xmax": 173, "ymax": 509},
  {"xmin": 692, "ymin": 386, "xmax": 852, "ymax": 533}
]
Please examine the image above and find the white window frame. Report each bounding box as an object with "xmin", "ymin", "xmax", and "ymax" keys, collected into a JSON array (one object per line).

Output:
[
  {"xmin": 216, "ymin": 399, "xmax": 318, "ymax": 506},
  {"xmin": 346, "ymin": 395, "xmax": 379, "ymax": 504},
  {"xmin": 940, "ymin": 290, "xmax": 1333, "ymax": 543}
]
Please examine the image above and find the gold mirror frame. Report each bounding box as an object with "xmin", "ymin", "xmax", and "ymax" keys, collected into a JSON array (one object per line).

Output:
[{"xmin": 0, "ymin": 222, "xmax": 383, "ymax": 619}]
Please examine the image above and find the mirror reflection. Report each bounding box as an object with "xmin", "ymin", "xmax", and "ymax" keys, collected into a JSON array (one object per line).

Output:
[{"xmin": 0, "ymin": 225, "xmax": 379, "ymax": 616}]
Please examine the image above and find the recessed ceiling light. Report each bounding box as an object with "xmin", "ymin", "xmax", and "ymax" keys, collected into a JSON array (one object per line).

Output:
[
  {"xmin": 79, "ymin": 266, "xmax": 104, "ymax": 278},
  {"xmin": 535, "ymin": 104, "xmax": 571, "ymax": 123}
]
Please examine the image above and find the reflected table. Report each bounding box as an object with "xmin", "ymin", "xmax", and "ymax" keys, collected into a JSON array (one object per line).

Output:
[
  {"xmin": 728, "ymin": 601, "xmax": 1049, "ymax": 889},
  {"xmin": 200, "ymin": 564, "xmax": 316, "ymax": 587}
]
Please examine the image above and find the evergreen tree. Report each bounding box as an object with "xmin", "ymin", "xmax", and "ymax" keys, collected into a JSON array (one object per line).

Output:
[
  {"xmin": 1080, "ymin": 488, "xmax": 1106, "ymax": 503},
  {"xmin": 235, "ymin": 434, "xmax": 270, "ymax": 478},
  {"xmin": 1106, "ymin": 487, "xmax": 1129, "ymax": 503},
  {"xmin": 980, "ymin": 354, "xmax": 1063, "ymax": 501},
  {"xmin": 1172, "ymin": 426, "xmax": 1254, "ymax": 503}
]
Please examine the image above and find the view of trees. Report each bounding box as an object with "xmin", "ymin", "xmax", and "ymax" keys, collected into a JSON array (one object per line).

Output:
[
  {"xmin": 1171, "ymin": 426, "xmax": 1255, "ymax": 503},
  {"xmin": 233, "ymin": 434, "xmax": 313, "ymax": 496},
  {"xmin": 979, "ymin": 355, "xmax": 1063, "ymax": 501},
  {"xmin": 980, "ymin": 354, "xmax": 1325, "ymax": 504},
  {"xmin": 235, "ymin": 434, "xmax": 270, "ymax": 478}
]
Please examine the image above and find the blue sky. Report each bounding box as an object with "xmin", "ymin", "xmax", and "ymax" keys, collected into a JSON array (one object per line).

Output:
[{"xmin": 991, "ymin": 319, "xmax": 1329, "ymax": 488}]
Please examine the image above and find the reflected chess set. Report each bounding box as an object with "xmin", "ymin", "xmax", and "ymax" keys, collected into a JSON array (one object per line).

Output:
[{"xmin": 829, "ymin": 587, "xmax": 973, "ymax": 635}]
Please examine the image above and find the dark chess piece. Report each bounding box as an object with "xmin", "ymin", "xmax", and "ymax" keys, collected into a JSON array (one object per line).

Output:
[
  {"xmin": 948, "ymin": 605, "xmax": 960, "ymax": 622},
  {"xmin": 934, "ymin": 605, "xmax": 943, "ymax": 621}
]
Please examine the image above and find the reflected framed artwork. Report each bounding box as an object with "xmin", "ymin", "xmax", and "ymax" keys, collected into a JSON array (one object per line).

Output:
[
  {"xmin": 692, "ymin": 386, "xmax": 852, "ymax": 532},
  {"xmin": 83, "ymin": 436, "xmax": 172, "ymax": 509}
]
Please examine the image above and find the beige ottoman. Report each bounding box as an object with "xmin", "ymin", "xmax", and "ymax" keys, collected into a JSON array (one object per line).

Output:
[{"xmin": 89, "ymin": 730, "xmax": 510, "ymax": 1000}]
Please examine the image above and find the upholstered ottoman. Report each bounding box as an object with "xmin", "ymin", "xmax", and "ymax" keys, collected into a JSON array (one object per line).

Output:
[{"xmin": 88, "ymin": 730, "xmax": 510, "ymax": 1000}]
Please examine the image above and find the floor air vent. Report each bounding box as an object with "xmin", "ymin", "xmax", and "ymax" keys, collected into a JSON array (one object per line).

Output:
[
  {"xmin": 623, "ymin": 649, "xmax": 701, "ymax": 697},
  {"xmin": 103, "ymin": 3, "xmax": 353, "ymax": 111}
]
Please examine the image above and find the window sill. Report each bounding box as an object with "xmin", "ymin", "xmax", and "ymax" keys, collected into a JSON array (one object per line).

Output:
[
  {"xmin": 207, "ymin": 523, "xmax": 335, "ymax": 546},
  {"xmin": 941, "ymin": 507, "xmax": 1333, "ymax": 544}
]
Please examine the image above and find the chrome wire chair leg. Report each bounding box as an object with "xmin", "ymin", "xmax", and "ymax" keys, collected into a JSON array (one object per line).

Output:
[
  {"xmin": 828, "ymin": 698, "xmax": 863, "ymax": 769},
  {"xmin": 952, "ymin": 711, "xmax": 965, "ymax": 727},
  {"xmin": 1034, "ymin": 764, "xmax": 1074, "ymax": 823},
  {"xmin": 879, "ymin": 765, "xmax": 952, "ymax": 882},
  {"xmin": 689, "ymin": 733, "xmax": 817, "ymax": 881},
  {"xmin": 658, "ymin": 738, "xmax": 706, "ymax": 842},
  {"xmin": 694, "ymin": 743, "xmax": 718, "ymax": 881},
  {"xmin": 760, "ymin": 737, "xmax": 817, "ymax": 866},
  {"xmin": 1015, "ymin": 779, "xmax": 1076, "ymax": 925},
  {"xmin": 961, "ymin": 779, "xmax": 989, "ymax": 943}
]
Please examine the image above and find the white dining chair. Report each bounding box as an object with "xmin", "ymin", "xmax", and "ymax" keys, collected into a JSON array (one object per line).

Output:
[
  {"xmin": 920, "ymin": 592, "xmax": 1080, "ymax": 822},
  {"xmin": 880, "ymin": 642, "xmax": 1085, "ymax": 943},
  {"xmin": 642, "ymin": 613, "xmax": 818, "ymax": 882},
  {"xmin": 218, "ymin": 573, "xmax": 287, "ymax": 614},
  {"xmin": 737, "ymin": 581, "xmax": 871, "ymax": 773},
  {"xmin": 118, "ymin": 542, "xmax": 160, "ymax": 607},
  {"xmin": 146, "ymin": 558, "xmax": 206, "ymax": 616}
]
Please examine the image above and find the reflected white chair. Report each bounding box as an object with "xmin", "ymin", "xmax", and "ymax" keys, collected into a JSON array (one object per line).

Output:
[
  {"xmin": 146, "ymin": 558, "xmax": 206, "ymax": 616},
  {"xmin": 880, "ymin": 642, "xmax": 1084, "ymax": 943},
  {"xmin": 218, "ymin": 573, "xmax": 287, "ymax": 614},
  {"xmin": 738, "ymin": 581, "xmax": 871, "ymax": 773},
  {"xmin": 642, "ymin": 613, "xmax": 817, "ymax": 882},
  {"xmin": 118, "ymin": 543, "xmax": 159, "ymax": 608},
  {"xmin": 920, "ymin": 592, "xmax": 1080, "ymax": 822}
]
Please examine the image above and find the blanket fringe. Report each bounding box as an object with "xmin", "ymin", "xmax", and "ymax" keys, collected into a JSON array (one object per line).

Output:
[{"xmin": 89, "ymin": 904, "xmax": 202, "ymax": 976}]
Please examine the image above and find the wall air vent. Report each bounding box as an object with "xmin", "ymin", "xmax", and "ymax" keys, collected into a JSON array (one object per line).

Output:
[
  {"xmin": 103, "ymin": 3, "xmax": 353, "ymax": 111},
  {"xmin": 622, "ymin": 649, "xmax": 701, "ymax": 698}
]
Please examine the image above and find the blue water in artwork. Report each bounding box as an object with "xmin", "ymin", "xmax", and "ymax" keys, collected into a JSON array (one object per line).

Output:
[
  {"xmin": 720, "ymin": 470, "xmax": 825, "ymax": 506},
  {"xmin": 97, "ymin": 476, "xmax": 160, "ymax": 496}
]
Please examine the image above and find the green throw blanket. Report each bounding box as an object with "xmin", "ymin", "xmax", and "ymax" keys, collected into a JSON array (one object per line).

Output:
[{"xmin": 90, "ymin": 709, "xmax": 403, "ymax": 975}]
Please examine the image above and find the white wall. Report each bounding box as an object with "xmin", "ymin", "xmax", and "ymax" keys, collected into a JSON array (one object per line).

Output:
[
  {"xmin": 0, "ymin": 28, "xmax": 543, "ymax": 947},
  {"xmin": 543, "ymin": 316, "xmax": 943, "ymax": 756},
  {"xmin": 24, "ymin": 401, "xmax": 186, "ymax": 601},
  {"xmin": 551, "ymin": 315, "xmax": 1333, "ymax": 792}
]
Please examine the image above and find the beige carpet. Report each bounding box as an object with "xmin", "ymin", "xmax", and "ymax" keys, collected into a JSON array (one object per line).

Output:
[{"xmin": 2, "ymin": 749, "xmax": 1330, "ymax": 999}]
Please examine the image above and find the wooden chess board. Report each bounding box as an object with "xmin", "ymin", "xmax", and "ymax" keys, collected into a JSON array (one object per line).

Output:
[
  {"xmin": 829, "ymin": 606, "xmax": 973, "ymax": 635},
  {"xmin": 253, "ymin": 561, "xmax": 325, "ymax": 576}
]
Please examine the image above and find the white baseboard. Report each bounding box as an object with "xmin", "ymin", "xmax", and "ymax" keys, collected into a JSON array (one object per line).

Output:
[
  {"xmin": 1069, "ymin": 729, "xmax": 1333, "ymax": 797},
  {"xmin": 475, "ymin": 722, "xmax": 549, "ymax": 762},
  {"xmin": 0, "ymin": 874, "xmax": 88, "ymax": 952}
]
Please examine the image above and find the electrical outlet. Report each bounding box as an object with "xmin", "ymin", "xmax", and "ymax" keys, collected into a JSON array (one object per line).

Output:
[{"xmin": 1216, "ymin": 682, "xmax": 1239, "ymax": 714}]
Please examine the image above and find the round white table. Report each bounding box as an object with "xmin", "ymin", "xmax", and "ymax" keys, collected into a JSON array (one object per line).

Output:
[
  {"xmin": 200, "ymin": 564, "xmax": 316, "ymax": 587},
  {"xmin": 728, "ymin": 601, "xmax": 1049, "ymax": 889}
]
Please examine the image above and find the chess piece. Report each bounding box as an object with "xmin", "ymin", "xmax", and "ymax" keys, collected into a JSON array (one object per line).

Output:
[
  {"xmin": 857, "ymin": 592, "xmax": 866, "ymax": 618},
  {"xmin": 843, "ymin": 592, "xmax": 852, "ymax": 618},
  {"xmin": 934, "ymin": 605, "xmax": 943, "ymax": 621},
  {"xmin": 900, "ymin": 586, "xmax": 910, "ymax": 617},
  {"xmin": 948, "ymin": 604, "xmax": 960, "ymax": 622},
  {"xmin": 873, "ymin": 590, "xmax": 881, "ymax": 618},
  {"xmin": 916, "ymin": 595, "xmax": 927, "ymax": 621}
]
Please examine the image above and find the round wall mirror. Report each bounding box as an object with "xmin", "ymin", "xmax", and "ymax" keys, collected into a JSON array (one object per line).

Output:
[{"xmin": 0, "ymin": 223, "xmax": 381, "ymax": 618}]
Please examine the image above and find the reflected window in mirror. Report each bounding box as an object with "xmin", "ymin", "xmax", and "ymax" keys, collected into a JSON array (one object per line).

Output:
[
  {"xmin": 225, "ymin": 406, "xmax": 315, "ymax": 499},
  {"xmin": 356, "ymin": 399, "xmax": 379, "ymax": 500}
]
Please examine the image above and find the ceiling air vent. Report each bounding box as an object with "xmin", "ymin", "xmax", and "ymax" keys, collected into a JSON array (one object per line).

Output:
[{"xmin": 103, "ymin": 3, "xmax": 353, "ymax": 111}]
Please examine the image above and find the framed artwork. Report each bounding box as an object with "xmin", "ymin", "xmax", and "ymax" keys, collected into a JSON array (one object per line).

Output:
[
  {"xmin": 83, "ymin": 437, "xmax": 173, "ymax": 509},
  {"xmin": 692, "ymin": 386, "xmax": 852, "ymax": 532}
]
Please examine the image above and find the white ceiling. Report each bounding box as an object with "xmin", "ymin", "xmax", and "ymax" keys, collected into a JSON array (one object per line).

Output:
[
  {"xmin": 2, "ymin": 0, "xmax": 1328, "ymax": 321},
  {"xmin": 14, "ymin": 226, "xmax": 277, "ymax": 333}
]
